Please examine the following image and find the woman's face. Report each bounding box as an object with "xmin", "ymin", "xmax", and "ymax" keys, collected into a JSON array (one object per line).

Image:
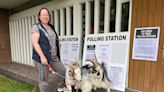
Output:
[{"xmin": 39, "ymin": 9, "xmax": 50, "ymax": 24}]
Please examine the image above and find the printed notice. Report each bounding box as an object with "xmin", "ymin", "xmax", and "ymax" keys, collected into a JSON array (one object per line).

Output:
[
  {"xmin": 60, "ymin": 36, "xmax": 81, "ymax": 68},
  {"xmin": 69, "ymin": 43, "xmax": 79, "ymax": 63},
  {"xmin": 60, "ymin": 43, "xmax": 70, "ymax": 68},
  {"xmin": 108, "ymin": 66, "xmax": 125, "ymax": 91},
  {"xmin": 96, "ymin": 44, "xmax": 110, "ymax": 64},
  {"xmin": 132, "ymin": 27, "xmax": 160, "ymax": 61},
  {"xmin": 86, "ymin": 45, "xmax": 96, "ymax": 60}
]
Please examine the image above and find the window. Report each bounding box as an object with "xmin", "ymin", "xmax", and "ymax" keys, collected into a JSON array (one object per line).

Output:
[
  {"xmin": 90, "ymin": 1, "xmax": 94, "ymax": 34},
  {"xmin": 110, "ymin": 0, "xmax": 116, "ymax": 32},
  {"xmin": 57, "ymin": 10, "xmax": 60, "ymax": 35},
  {"xmin": 99, "ymin": 0, "xmax": 105, "ymax": 33},
  {"xmin": 121, "ymin": 2, "xmax": 129, "ymax": 32},
  {"xmin": 70, "ymin": 6, "xmax": 73, "ymax": 35},
  {"xmin": 64, "ymin": 8, "xmax": 66, "ymax": 35}
]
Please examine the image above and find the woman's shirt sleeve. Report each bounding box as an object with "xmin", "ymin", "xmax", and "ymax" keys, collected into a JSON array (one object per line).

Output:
[{"xmin": 31, "ymin": 24, "xmax": 39, "ymax": 34}]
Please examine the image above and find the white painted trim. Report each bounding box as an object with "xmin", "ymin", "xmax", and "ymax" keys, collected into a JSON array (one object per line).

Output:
[
  {"xmin": 20, "ymin": 19, "xmax": 23, "ymax": 63},
  {"xmin": 66, "ymin": 7, "xmax": 71, "ymax": 35},
  {"xmin": 50, "ymin": 11, "xmax": 53, "ymax": 25},
  {"xmin": 28, "ymin": 16, "xmax": 33, "ymax": 65},
  {"xmin": 9, "ymin": 22, "xmax": 13, "ymax": 61},
  {"xmin": 60, "ymin": 9, "xmax": 65, "ymax": 36},
  {"xmin": 94, "ymin": 0, "xmax": 100, "ymax": 34},
  {"xmin": 104, "ymin": 0, "xmax": 110, "ymax": 33},
  {"xmin": 24, "ymin": 17, "xmax": 30, "ymax": 65},
  {"xmin": 22, "ymin": 18, "xmax": 26, "ymax": 64},
  {"xmin": 35, "ymin": 14, "xmax": 38, "ymax": 23},
  {"xmin": 54, "ymin": 10, "xmax": 60, "ymax": 35},
  {"xmin": 85, "ymin": 1, "xmax": 91, "ymax": 35},
  {"xmin": 115, "ymin": 0, "xmax": 122, "ymax": 33},
  {"xmin": 77, "ymin": 3, "xmax": 83, "ymax": 59},
  {"xmin": 126, "ymin": 0, "xmax": 132, "ymax": 87},
  {"xmin": 78, "ymin": 3, "xmax": 83, "ymax": 36},
  {"xmin": 14, "ymin": 20, "xmax": 17, "ymax": 61},
  {"xmin": 31, "ymin": 15, "xmax": 35, "ymax": 25},
  {"xmin": 17, "ymin": 19, "xmax": 21, "ymax": 62},
  {"xmin": 122, "ymin": 0, "xmax": 130, "ymax": 3},
  {"xmin": 73, "ymin": 4, "xmax": 78, "ymax": 35}
]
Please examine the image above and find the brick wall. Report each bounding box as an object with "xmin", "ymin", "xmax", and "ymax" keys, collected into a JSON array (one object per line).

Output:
[{"xmin": 0, "ymin": 9, "xmax": 11, "ymax": 62}]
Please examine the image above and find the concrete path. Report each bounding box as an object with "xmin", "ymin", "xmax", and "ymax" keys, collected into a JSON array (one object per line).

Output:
[{"xmin": 0, "ymin": 62, "xmax": 141, "ymax": 92}]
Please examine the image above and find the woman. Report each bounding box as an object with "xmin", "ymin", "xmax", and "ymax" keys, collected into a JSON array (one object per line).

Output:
[{"xmin": 31, "ymin": 8, "xmax": 65, "ymax": 92}]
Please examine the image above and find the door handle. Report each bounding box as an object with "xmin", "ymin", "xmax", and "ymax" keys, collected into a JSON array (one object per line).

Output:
[{"xmin": 163, "ymin": 45, "xmax": 164, "ymax": 58}]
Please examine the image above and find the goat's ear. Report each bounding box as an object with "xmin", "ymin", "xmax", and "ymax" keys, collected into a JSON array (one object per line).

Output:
[
  {"xmin": 76, "ymin": 59, "xmax": 81, "ymax": 66},
  {"xmin": 69, "ymin": 64, "xmax": 73, "ymax": 68},
  {"xmin": 101, "ymin": 61, "xmax": 105, "ymax": 66},
  {"xmin": 93, "ymin": 55, "xmax": 100, "ymax": 66},
  {"xmin": 69, "ymin": 64, "xmax": 76, "ymax": 69},
  {"xmin": 73, "ymin": 59, "xmax": 80, "ymax": 66}
]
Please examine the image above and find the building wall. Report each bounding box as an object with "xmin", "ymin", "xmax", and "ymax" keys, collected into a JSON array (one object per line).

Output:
[
  {"xmin": 0, "ymin": 9, "xmax": 10, "ymax": 62},
  {"xmin": 128, "ymin": 0, "xmax": 164, "ymax": 92},
  {"xmin": 9, "ymin": 0, "xmax": 131, "ymax": 91},
  {"xmin": 9, "ymin": 0, "xmax": 80, "ymax": 66}
]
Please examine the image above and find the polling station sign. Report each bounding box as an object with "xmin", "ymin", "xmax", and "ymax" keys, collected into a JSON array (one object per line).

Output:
[{"xmin": 83, "ymin": 32, "xmax": 130, "ymax": 91}]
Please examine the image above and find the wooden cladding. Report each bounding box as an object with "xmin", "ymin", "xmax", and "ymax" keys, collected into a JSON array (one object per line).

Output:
[{"xmin": 128, "ymin": 0, "xmax": 164, "ymax": 92}]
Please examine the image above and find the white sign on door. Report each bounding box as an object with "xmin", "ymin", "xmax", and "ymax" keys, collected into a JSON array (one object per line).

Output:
[{"xmin": 132, "ymin": 27, "xmax": 160, "ymax": 61}]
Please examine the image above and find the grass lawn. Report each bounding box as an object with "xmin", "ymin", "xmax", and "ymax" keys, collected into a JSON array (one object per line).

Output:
[{"xmin": 0, "ymin": 74, "xmax": 39, "ymax": 92}]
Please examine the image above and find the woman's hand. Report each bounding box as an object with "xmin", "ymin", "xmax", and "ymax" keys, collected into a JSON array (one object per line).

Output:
[{"xmin": 40, "ymin": 56, "xmax": 48, "ymax": 65}]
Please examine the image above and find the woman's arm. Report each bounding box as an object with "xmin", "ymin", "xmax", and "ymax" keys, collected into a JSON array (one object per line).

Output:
[{"xmin": 31, "ymin": 32, "xmax": 48, "ymax": 65}]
